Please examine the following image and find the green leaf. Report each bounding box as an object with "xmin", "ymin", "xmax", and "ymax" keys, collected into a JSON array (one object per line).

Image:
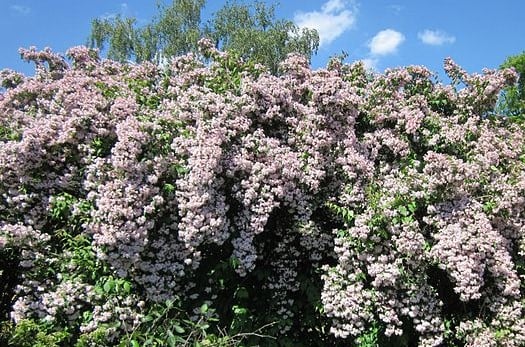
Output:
[
  {"xmin": 82, "ymin": 311, "xmax": 93, "ymax": 323},
  {"xmin": 94, "ymin": 285, "xmax": 104, "ymax": 296},
  {"xmin": 175, "ymin": 164, "xmax": 189, "ymax": 176},
  {"xmin": 398, "ymin": 206, "xmax": 409, "ymax": 216},
  {"xmin": 103, "ymin": 279, "xmax": 114, "ymax": 293},
  {"xmin": 166, "ymin": 330, "xmax": 177, "ymax": 347},
  {"xmin": 402, "ymin": 216, "xmax": 413, "ymax": 224},
  {"xmin": 229, "ymin": 256, "xmax": 240, "ymax": 269},
  {"xmin": 200, "ymin": 303, "xmax": 209, "ymax": 314},
  {"xmin": 233, "ymin": 306, "xmax": 247, "ymax": 316},
  {"xmin": 163, "ymin": 183, "xmax": 175, "ymax": 193},
  {"xmin": 174, "ymin": 324, "xmax": 185, "ymax": 334}
]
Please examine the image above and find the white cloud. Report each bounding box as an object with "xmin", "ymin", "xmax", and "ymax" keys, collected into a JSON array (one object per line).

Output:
[
  {"xmin": 100, "ymin": 3, "xmax": 130, "ymax": 20},
  {"xmin": 120, "ymin": 3, "xmax": 129, "ymax": 15},
  {"xmin": 360, "ymin": 58, "xmax": 378, "ymax": 71},
  {"xmin": 100, "ymin": 12, "xmax": 117, "ymax": 20},
  {"xmin": 294, "ymin": 0, "xmax": 357, "ymax": 47},
  {"xmin": 418, "ymin": 29, "xmax": 456, "ymax": 45},
  {"xmin": 323, "ymin": 0, "xmax": 346, "ymax": 13},
  {"xmin": 10, "ymin": 5, "xmax": 30, "ymax": 15},
  {"xmin": 368, "ymin": 29, "xmax": 405, "ymax": 56}
]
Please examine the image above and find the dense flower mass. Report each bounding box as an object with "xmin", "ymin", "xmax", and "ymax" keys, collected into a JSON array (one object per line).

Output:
[{"xmin": 0, "ymin": 42, "xmax": 524, "ymax": 346}]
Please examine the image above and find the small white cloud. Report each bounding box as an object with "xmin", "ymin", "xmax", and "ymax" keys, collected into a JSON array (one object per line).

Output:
[
  {"xmin": 100, "ymin": 13, "xmax": 117, "ymax": 20},
  {"xmin": 368, "ymin": 29, "xmax": 405, "ymax": 56},
  {"xmin": 323, "ymin": 0, "xmax": 346, "ymax": 13},
  {"xmin": 294, "ymin": 0, "xmax": 357, "ymax": 47},
  {"xmin": 120, "ymin": 3, "xmax": 129, "ymax": 15},
  {"xmin": 100, "ymin": 3, "xmax": 130, "ymax": 20},
  {"xmin": 360, "ymin": 58, "xmax": 378, "ymax": 71},
  {"xmin": 10, "ymin": 5, "xmax": 30, "ymax": 15},
  {"xmin": 418, "ymin": 29, "xmax": 456, "ymax": 45}
]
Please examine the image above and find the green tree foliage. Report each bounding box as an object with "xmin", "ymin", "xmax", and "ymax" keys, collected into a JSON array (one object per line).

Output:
[
  {"xmin": 498, "ymin": 51, "xmax": 525, "ymax": 118},
  {"xmin": 89, "ymin": 0, "xmax": 205, "ymax": 63},
  {"xmin": 88, "ymin": 0, "xmax": 319, "ymax": 73},
  {"xmin": 208, "ymin": 1, "xmax": 319, "ymax": 73}
]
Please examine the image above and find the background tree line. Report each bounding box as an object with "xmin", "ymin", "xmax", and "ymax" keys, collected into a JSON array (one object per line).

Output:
[
  {"xmin": 88, "ymin": 0, "xmax": 319, "ymax": 74},
  {"xmin": 499, "ymin": 52, "xmax": 525, "ymax": 118}
]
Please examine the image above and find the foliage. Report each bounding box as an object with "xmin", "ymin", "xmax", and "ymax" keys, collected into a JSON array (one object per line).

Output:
[
  {"xmin": 0, "ymin": 43, "xmax": 524, "ymax": 347},
  {"xmin": 207, "ymin": 1, "xmax": 318, "ymax": 73},
  {"xmin": 498, "ymin": 51, "xmax": 525, "ymax": 118},
  {"xmin": 88, "ymin": 0, "xmax": 319, "ymax": 73}
]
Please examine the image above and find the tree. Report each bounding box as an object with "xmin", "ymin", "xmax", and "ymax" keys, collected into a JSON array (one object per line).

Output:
[
  {"xmin": 89, "ymin": 0, "xmax": 205, "ymax": 63},
  {"xmin": 498, "ymin": 51, "xmax": 525, "ymax": 117},
  {"xmin": 208, "ymin": 1, "xmax": 319, "ymax": 73},
  {"xmin": 88, "ymin": 0, "xmax": 319, "ymax": 73}
]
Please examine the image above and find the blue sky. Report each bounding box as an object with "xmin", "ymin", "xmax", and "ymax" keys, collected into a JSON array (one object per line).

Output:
[{"xmin": 1, "ymin": 0, "xmax": 524, "ymax": 80}]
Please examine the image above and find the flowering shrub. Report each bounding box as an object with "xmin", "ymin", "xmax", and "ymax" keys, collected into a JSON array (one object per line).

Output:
[{"xmin": 0, "ymin": 41, "xmax": 524, "ymax": 346}]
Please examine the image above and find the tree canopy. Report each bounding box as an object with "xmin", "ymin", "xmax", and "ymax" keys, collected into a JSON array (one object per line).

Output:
[
  {"xmin": 499, "ymin": 51, "xmax": 525, "ymax": 117},
  {"xmin": 88, "ymin": 0, "xmax": 319, "ymax": 73}
]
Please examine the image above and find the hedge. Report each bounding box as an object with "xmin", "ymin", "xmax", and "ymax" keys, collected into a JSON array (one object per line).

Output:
[{"xmin": 0, "ymin": 40, "xmax": 524, "ymax": 346}]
